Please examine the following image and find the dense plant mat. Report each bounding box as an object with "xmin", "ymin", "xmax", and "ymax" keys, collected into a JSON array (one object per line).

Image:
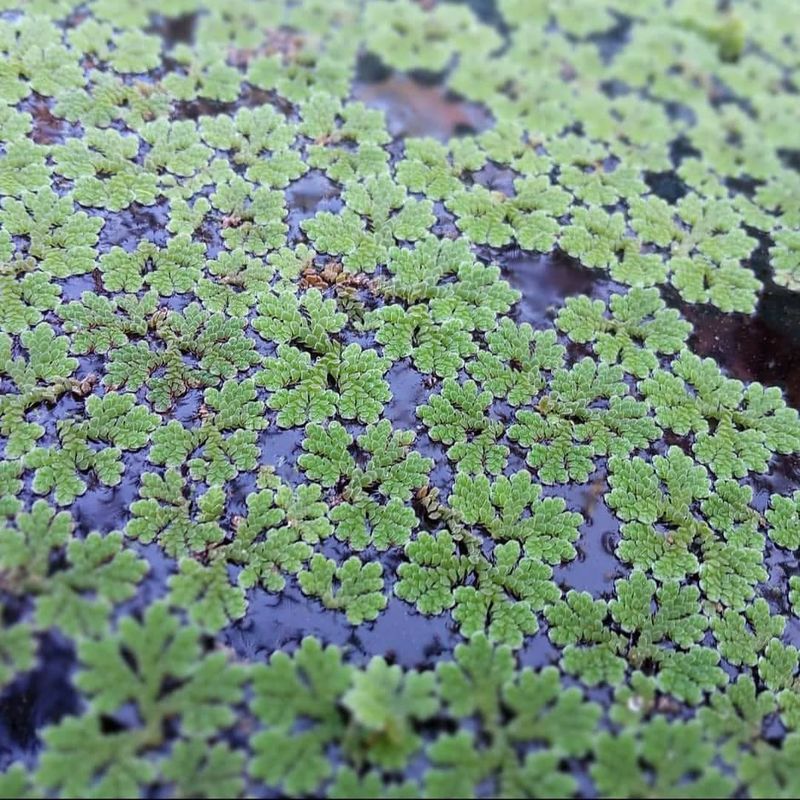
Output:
[{"xmin": 2, "ymin": 0, "xmax": 800, "ymax": 797}]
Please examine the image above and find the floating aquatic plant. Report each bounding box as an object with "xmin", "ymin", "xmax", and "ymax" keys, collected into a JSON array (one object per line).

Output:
[{"xmin": 1, "ymin": 0, "xmax": 800, "ymax": 797}]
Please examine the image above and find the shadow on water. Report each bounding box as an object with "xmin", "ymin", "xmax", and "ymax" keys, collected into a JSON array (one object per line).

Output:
[
  {"xmin": 0, "ymin": 634, "xmax": 79, "ymax": 769},
  {"xmin": 97, "ymin": 201, "xmax": 171, "ymax": 252},
  {"xmin": 257, "ymin": 426, "xmax": 306, "ymax": 486},
  {"xmin": 384, "ymin": 360, "xmax": 429, "ymax": 430},
  {"xmin": 663, "ymin": 231, "xmax": 800, "ymax": 410},
  {"xmin": 353, "ymin": 53, "xmax": 494, "ymax": 141},
  {"xmin": 493, "ymin": 247, "xmax": 626, "ymax": 329},
  {"xmin": 284, "ymin": 171, "xmax": 342, "ymax": 243},
  {"xmin": 149, "ymin": 11, "xmax": 199, "ymax": 46},
  {"xmin": 222, "ymin": 584, "xmax": 461, "ymax": 670},
  {"xmin": 675, "ymin": 288, "xmax": 800, "ymax": 410},
  {"xmin": 18, "ymin": 93, "xmax": 82, "ymax": 146},
  {"xmin": 548, "ymin": 477, "xmax": 629, "ymax": 599},
  {"xmin": 66, "ymin": 451, "xmax": 149, "ymax": 536}
]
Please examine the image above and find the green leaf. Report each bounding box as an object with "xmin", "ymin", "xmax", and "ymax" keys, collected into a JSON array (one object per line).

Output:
[
  {"xmin": 299, "ymin": 554, "xmax": 387, "ymax": 624},
  {"xmin": 641, "ymin": 353, "xmax": 800, "ymax": 478},
  {"xmin": 168, "ymin": 558, "xmax": 246, "ymax": 633},
  {"xmin": 230, "ymin": 481, "xmax": 330, "ymax": 592},
  {"xmin": 0, "ymin": 615, "xmax": 35, "ymax": 690},
  {"xmin": 417, "ymin": 378, "xmax": 492, "ymax": 445},
  {"xmin": 438, "ymin": 634, "xmax": 514, "ymax": 721},
  {"xmin": 343, "ymin": 657, "xmax": 437, "ymax": 768},
  {"xmin": 250, "ymin": 638, "xmax": 351, "ymax": 796},
  {"xmin": 161, "ymin": 740, "xmax": 245, "ymax": 799},
  {"xmin": 322, "ymin": 343, "xmax": 391, "ymax": 423},
  {"xmin": 592, "ymin": 719, "xmax": 734, "ymax": 798},
  {"xmin": 36, "ymin": 531, "xmax": 148, "ymax": 638},
  {"xmin": 467, "ymin": 321, "xmax": 564, "ymax": 406},
  {"xmin": 657, "ymin": 647, "xmax": 727, "ymax": 705},
  {"xmin": 253, "ymin": 287, "xmax": 345, "ymax": 355},
  {"xmin": 712, "ymin": 599, "xmax": 785, "ymax": 667},
  {"xmin": 767, "ymin": 491, "xmax": 800, "ymax": 549},
  {"xmin": 127, "ymin": 470, "xmax": 224, "ymax": 557},
  {"xmin": 298, "ymin": 421, "xmax": 355, "ymax": 487},
  {"xmin": 698, "ymin": 675, "xmax": 776, "ymax": 765},
  {"xmin": 395, "ymin": 531, "xmax": 469, "ymax": 615},
  {"xmin": 84, "ymin": 393, "xmax": 160, "ymax": 450},
  {"xmin": 75, "ymin": 602, "xmax": 245, "ymax": 732},
  {"xmin": 759, "ymin": 639, "xmax": 799, "ymax": 692},
  {"xmin": 450, "ymin": 471, "xmax": 583, "ymax": 564},
  {"xmin": 331, "ymin": 497, "xmax": 417, "ymax": 552},
  {"xmin": 453, "ymin": 540, "xmax": 558, "ymax": 648},
  {"xmin": 557, "ymin": 288, "xmax": 691, "ymax": 377}
]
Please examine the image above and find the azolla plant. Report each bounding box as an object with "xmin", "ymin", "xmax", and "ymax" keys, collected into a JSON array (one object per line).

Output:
[{"xmin": 1, "ymin": 0, "xmax": 800, "ymax": 797}]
